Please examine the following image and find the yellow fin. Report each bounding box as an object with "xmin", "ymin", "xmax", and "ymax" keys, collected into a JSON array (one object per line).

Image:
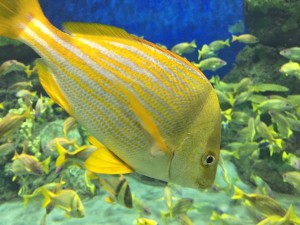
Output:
[
  {"xmin": 62, "ymin": 22, "xmax": 134, "ymax": 40},
  {"xmin": 35, "ymin": 59, "xmax": 74, "ymax": 115},
  {"xmin": 55, "ymin": 142, "xmax": 68, "ymax": 167},
  {"xmin": 41, "ymin": 156, "xmax": 51, "ymax": 174},
  {"xmin": 41, "ymin": 188, "xmax": 53, "ymax": 208},
  {"xmin": 84, "ymin": 136, "xmax": 133, "ymax": 174}
]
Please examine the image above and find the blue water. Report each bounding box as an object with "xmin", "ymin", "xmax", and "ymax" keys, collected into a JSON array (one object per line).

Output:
[{"xmin": 39, "ymin": 0, "xmax": 244, "ymax": 78}]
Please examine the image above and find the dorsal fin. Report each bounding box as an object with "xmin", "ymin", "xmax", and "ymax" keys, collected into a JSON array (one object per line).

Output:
[
  {"xmin": 62, "ymin": 22, "xmax": 134, "ymax": 39},
  {"xmin": 35, "ymin": 59, "xmax": 74, "ymax": 115}
]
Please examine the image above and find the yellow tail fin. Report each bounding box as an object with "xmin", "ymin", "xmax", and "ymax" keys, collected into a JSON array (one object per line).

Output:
[
  {"xmin": 55, "ymin": 142, "xmax": 68, "ymax": 167},
  {"xmin": 0, "ymin": 0, "xmax": 44, "ymax": 39}
]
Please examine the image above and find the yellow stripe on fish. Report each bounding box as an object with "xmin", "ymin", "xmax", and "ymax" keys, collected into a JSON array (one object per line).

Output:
[{"xmin": 0, "ymin": 0, "xmax": 221, "ymax": 189}]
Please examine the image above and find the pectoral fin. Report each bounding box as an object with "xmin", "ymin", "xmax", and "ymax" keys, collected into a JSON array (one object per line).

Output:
[{"xmin": 84, "ymin": 136, "xmax": 133, "ymax": 174}]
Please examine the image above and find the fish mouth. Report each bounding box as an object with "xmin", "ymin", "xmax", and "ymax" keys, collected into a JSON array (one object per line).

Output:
[{"xmin": 197, "ymin": 177, "xmax": 213, "ymax": 189}]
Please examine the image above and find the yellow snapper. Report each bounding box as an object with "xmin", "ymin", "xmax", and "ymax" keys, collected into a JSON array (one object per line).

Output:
[
  {"xmin": 232, "ymin": 34, "xmax": 259, "ymax": 44},
  {"xmin": 0, "ymin": 0, "xmax": 221, "ymax": 189},
  {"xmin": 41, "ymin": 188, "xmax": 84, "ymax": 218}
]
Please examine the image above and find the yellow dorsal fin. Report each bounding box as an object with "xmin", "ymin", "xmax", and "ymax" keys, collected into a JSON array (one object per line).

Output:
[
  {"xmin": 35, "ymin": 59, "xmax": 74, "ymax": 115},
  {"xmin": 62, "ymin": 22, "xmax": 134, "ymax": 39},
  {"xmin": 84, "ymin": 136, "xmax": 133, "ymax": 174}
]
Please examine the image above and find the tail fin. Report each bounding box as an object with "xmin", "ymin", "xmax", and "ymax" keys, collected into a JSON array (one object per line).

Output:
[
  {"xmin": 232, "ymin": 35, "xmax": 238, "ymax": 42},
  {"xmin": 41, "ymin": 156, "xmax": 51, "ymax": 174},
  {"xmin": 41, "ymin": 188, "xmax": 53, "ymax": 208},
  {"xmin": 285, "ymin": 205, "xmax": 300, "ymax": 224},
  {"xmin": 55, "ymin": 142, "xmax": 68, "ymax": 167},
  {"xmin": 22, "ymin": 194, "xmax": 31, "ymax": 207},
  {"xmin": 225, "ymin": 38, "xmax": 230, "ymax": 47},
  {"xmin": 0, "ymin": 0, "xmax": 44, "ymax": 39},
  {"xmin": 190, "ymin": 40, "xmax": 197, "ymax": 48},
  {"xmin": 232, "ymin": 186, "xmax": 245, "ymax": 200}
]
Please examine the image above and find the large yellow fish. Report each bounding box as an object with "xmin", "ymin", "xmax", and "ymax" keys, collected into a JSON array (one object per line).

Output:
[{"xmin": 0, "ymin": 0, "xmax": 221, "ymax": 189}]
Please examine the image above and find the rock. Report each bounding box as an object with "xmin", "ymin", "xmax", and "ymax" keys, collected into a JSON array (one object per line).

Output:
[
  {"xmin": 244, "ymin": 0, "xmax": 300, "ymax": 47},
  {"xmin": 223, "ymin": 44, "xmax": 300, "ymax": 94}
]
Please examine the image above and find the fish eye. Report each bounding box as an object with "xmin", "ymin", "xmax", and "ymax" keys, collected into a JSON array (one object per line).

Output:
[{"xmin": 202, "ymin": 154, "xmax": 215, "ymax": 166}]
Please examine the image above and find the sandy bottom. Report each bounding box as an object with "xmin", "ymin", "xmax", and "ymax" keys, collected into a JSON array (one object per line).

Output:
[{"xmin": 0, "ymin": 160, "xmax": 299, "ymax": 225}]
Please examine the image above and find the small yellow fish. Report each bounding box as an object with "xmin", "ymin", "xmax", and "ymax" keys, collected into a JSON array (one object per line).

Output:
[
  {"xmin": 255, "ymin": 121, "xmax": 282, "ymax": 150},
  {"xmin": 194, "ymin": 57, "xmax": 227, "ymax": 71},
  {"xmin": 46, "ymin": 137, "xmax": 78, "ymax": 151},
  {"xmin": 63, "ymin": 117, "xmax": 77, "ymax": 137},
  {"xmin": 12, "ymin": 152, "xmax": 51, "ymax": 180},
  {"xmin": 132, "ymin": 194, "xmax": 151, "ymax": 216},
  {"xmin": 234, "ymin": 77, "xmax": 252, "ymax": 94},
  {"xmin": 215, "ymin": 89, "xmax": 232, "ymax": 106},
  {"xmin": 198, "ymin": 44, "xmax": 216, "ymax": 60},
  {"xmin": 34, "ymin": 95, "xmax": 45, "ymax": 119},
  {"xmin": 136, "ymin": 218, "xmax": 158, "ymax": 225},
  {"xmin": 0, "ymin": 59, "xmax": 26, "ymax": 76},
  {"xmin": 15, "ymin": 89, "xmax": 37, "ymax": 99},
  {"xmin": 23, "ymin": 180, "xmax": 65, "ymax": 206},
  {"xmin": 253, "ymin": 99, "xmax": 294, "ymax": 114},
  {"xmin": 208, "ymin": 39, "xmax": 230, "ymax": 51},
  {"xmin": 232, "ymin": 34, "xmax": 259, "ymax": 44},
  {"xmin": 163, "ymin": 185, "xmax": 173, "ymax": 217},
  {"xmin": 0, "ymin": 142, "xmax": 15, "ymax": 157},
  {"xmin": 178, "ymin": 214, "xmax": 194, "ymax": 225},
  {"xmin": 9, "ymin": 81, "xmax": 33, "ymax": 90},
  {"xmin": 0, "ymin": 0, "xmax": 221, "ymax": 189},
  {"xmin": 210, "ymin": 211, "xmax": 253, "ymax": 225},
  {"xmin": 24, "ymin": 65, "xmax": 36, "ymax": 78},
  {"xmin": 55, "ymin": 141, "xmax": 97, "ymax": 168},
  {"xmin": 41, "ymin": 188, "xmax": 84, "ymax": 218},
  {"xmin": 269, "ymin": 111, "xmax": 293, "ymax": 138},
  {"xmin": 279, "ymin": 61, "xmax": 300, "ymax": 77},
  {"xmin": 84, "ymin": 171, "xmax": 96, "ymax": 194},
  {"xmin": 280, "ymin": 47, "xmax": 300, "ymax": 62},
  {"xmin": 0, "ymin": 108, "xmax": 32, "ymax": 139},
  {"xmin": 257, "ymin": 205, "xmax": 300, "ymax": 225},
  {"xmin": 283, "ymin": 152, "xmax": 300, "ymax": 170},
  {"xmin": 233, "ymin": 91, "xmax": 252, "ymax": 106},
  {"xmin": 98, "ymin": 174, "xmax": 133, "ymax": 208},
  {"xmin": 171, "ymin": 40, "xmax": 197, "ymax": 55},
  {"xmin": 287, "ymin": 95, "xmax": 300, "ymax": 107},
  {"xmin": 0, "ymin": 101, "xmax": 4, "ymax": 110},
  {"xmin": 250, "ymin": 84, "xmax": 289, "ymax": 93},
  {"xmin": 161, "ymin": 198, "xmax": 194, "ymax": 224},
  {"xmin": 282, "ymin": 171, "xmax": 300, "ymax": 192},
  {"xmin": 231, "ymin": 111, "xmax": 250, "ymax": 125},
  {"xmin": 232, "ymin": 186, "xmax": 286, "ymax": 217}
]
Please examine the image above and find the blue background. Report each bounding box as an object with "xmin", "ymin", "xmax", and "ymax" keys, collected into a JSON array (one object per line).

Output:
[{"xmin": 39, "ymin": 0, "xmax": 244, "ymax": 78}]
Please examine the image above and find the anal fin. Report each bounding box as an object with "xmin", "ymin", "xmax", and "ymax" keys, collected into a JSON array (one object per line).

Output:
[{"xmin": 84, "ymin": 136, "xmax": 133, "ymax": 174}]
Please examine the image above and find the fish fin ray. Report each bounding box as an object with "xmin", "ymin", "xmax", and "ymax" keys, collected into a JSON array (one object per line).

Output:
[
  {"xmin": 35, "ymin": 59, "xmax": 74, "ymax": 115},
  {"xmin": 62, "ymin": 22, "xmax": 134, "ymax": 40},
  {"xmin": 84, "ymin": 136, "xmax": 133, "ymax": 174}
]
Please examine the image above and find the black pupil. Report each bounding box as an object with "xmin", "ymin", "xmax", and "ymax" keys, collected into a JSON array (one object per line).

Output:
[{"xmin": 206, "ymin": 156, "xmax": 214, "ymax": 164}]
